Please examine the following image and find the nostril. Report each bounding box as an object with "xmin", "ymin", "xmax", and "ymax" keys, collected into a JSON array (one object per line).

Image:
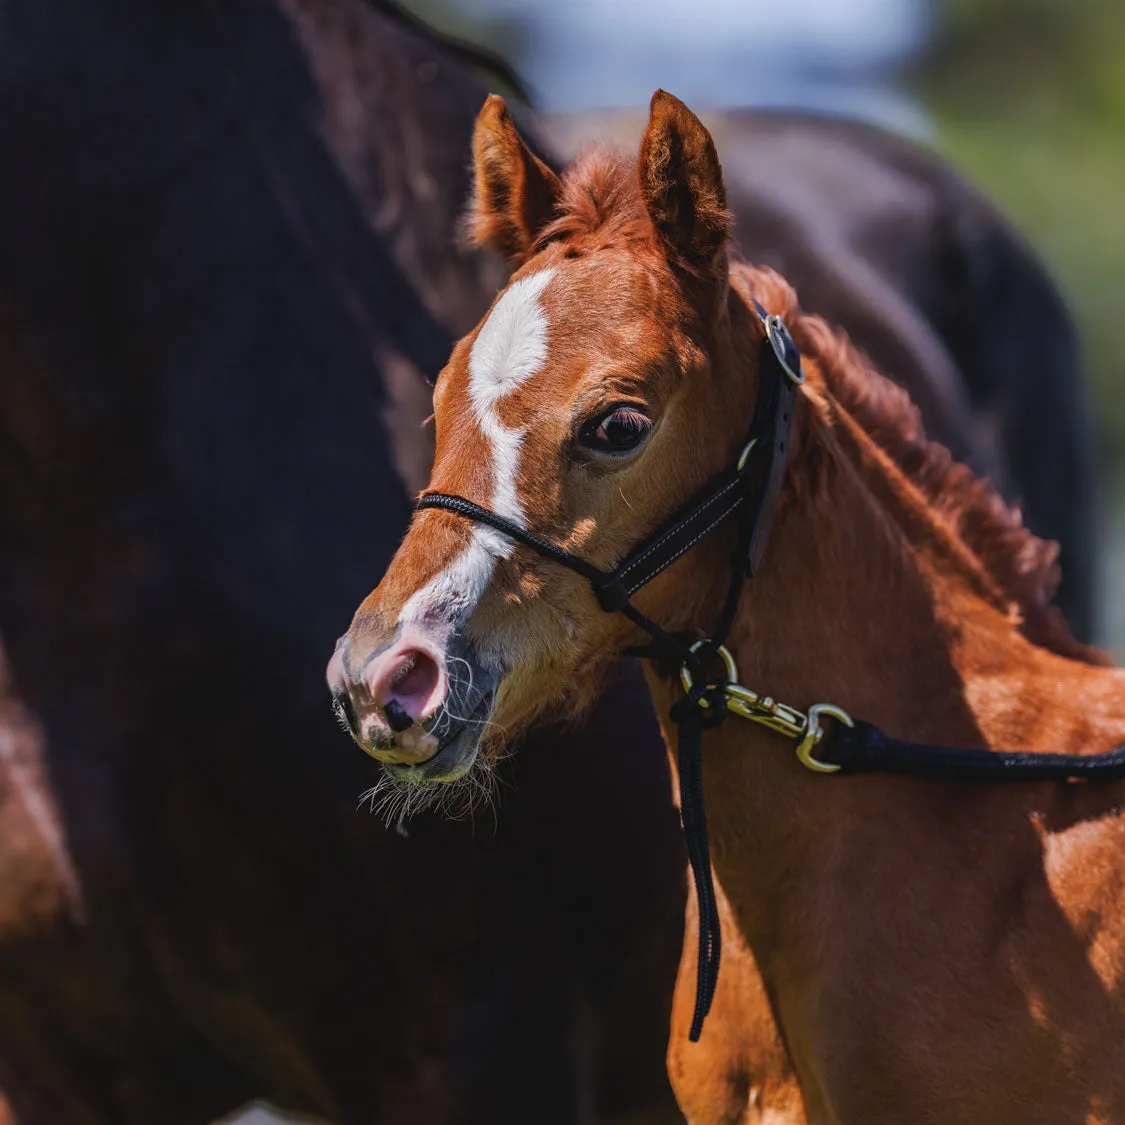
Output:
[
  {"xmin": 369, "ymin": 645, "xmax": 444, "ymax": 724},
  {"xmin": 390, "ymin": 649, "xmax": 439, "ymax": 700}
]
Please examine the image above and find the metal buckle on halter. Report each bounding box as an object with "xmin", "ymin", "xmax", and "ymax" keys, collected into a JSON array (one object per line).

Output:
[
  {"xmin": 679, "ymin": 642, "xmax": 851, "ymax": 770},
  {"xmin": 765, "ymin": 315, "xmax": 805, "ymax": 386},
  {"xmin": 753, "ymin": 302, "xmax": 804, "ymax": 387}
]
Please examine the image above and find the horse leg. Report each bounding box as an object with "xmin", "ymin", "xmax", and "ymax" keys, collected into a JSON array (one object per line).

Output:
[{"xmin": 667, "ymin": 881, "xmax": 806, "ymax": 1125}]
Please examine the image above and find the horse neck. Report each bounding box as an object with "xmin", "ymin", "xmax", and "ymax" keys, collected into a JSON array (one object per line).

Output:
[{"xmin": 644, "ymin": 377, "xmax": 1124, "ymax": 944}]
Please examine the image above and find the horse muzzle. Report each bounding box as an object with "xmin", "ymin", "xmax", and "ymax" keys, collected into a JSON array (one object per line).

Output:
[{"xmin": 327, "ymin": 623, "xmax": 495, "ymax": 782}]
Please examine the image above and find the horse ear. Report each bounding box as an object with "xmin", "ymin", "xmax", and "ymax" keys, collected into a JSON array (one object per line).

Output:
[
  {"xmin": 469, "ymin": 95, "xmax": 562, "ymax": 263},
  {"xmin": 638, "ymin": 90, "xmax": 730, "ymax": 268}
]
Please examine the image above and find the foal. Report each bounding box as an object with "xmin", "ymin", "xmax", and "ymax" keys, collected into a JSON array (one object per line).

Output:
[{"xmin": 330, "ymin": 92, "xmax": 1125, "ymax": 1124}]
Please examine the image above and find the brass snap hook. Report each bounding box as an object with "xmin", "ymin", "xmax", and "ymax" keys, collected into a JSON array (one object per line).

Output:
[{"xmin": 795, "ymin": 703, "xmax": 853, "ymax": 773}]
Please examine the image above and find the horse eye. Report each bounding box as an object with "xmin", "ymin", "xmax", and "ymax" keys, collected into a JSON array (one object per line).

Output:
[{"xmin": 580, "ymin": 406, "xmax": 653, "ymax": 456}]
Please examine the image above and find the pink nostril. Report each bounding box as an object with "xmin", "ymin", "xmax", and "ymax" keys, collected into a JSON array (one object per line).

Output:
[
  {"xmin": 391, "ymin": 650, "xmax": 439, "ymax": 701},
  {"xmin": 367, "ymin": 645, "xmax": 444, "ymax": 725}
]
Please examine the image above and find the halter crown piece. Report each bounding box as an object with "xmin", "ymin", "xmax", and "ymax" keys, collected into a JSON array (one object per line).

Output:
[{"xmin": 417, "ymin": 299, "xmax": 1125, "ymax": 1042}]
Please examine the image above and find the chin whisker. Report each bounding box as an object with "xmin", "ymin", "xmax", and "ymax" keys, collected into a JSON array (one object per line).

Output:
[{"xmin": 356, "ymin": 739, "xmax": 501, "ymax": 829}]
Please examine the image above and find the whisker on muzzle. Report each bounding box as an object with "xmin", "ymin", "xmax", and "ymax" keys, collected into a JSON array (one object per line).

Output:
[{"xmin": 357, "ymin": 746, "xmax": 502, "ymax": 830}]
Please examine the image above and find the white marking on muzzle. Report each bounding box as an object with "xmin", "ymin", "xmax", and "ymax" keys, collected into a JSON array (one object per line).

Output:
[{"xmin": 401, "ymin": 268, "xmax": 556, "ymax": 644}]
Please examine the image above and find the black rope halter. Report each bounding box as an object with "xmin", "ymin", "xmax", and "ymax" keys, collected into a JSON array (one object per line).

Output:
[
  {"xmin": 416, "ymin": 298, "xmax": 1125, "ymax": 1042},
  {"xmin": 420, "ymin": 300, "xmax": 800, "ymax": 1039}
]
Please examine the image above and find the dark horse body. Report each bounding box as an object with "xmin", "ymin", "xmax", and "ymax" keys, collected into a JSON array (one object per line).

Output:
[{"xmin": 0, "ymin": 0, "xmax": 1094, "ymax": 1122}]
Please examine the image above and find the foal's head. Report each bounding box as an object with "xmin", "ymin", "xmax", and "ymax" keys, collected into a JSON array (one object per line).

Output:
[{"xmin": 328, "ymin": 92, "xmax": 774, "ymax": 792}]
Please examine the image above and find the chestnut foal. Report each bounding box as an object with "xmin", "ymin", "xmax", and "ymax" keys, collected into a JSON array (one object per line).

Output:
[{"xmin": 330, "ymin": 91, "xmax": 1125, "ymax": 1124}]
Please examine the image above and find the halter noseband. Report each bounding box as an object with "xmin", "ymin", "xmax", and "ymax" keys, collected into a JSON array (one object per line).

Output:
[{"xmin": 413, "ymin": 297, "xmax": 1125, "ymax": 1043}]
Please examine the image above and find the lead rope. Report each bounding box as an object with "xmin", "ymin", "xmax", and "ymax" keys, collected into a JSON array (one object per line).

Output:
[
  {"xmin": 661, "ymin": 515, "xmax": 758, "ymax": 1041},
  {"xmin": 670, "ymin": 681, "xmax": 728, "ymax": 1040}
]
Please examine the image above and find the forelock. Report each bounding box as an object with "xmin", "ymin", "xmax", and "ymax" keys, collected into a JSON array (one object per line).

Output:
[{"xmin": 532, "ymin": 145, "xmax": 649, "ymax": 253}]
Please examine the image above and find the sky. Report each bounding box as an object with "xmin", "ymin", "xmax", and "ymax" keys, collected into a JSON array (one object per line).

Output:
[{"xmin": 456, "ymin": 0, "xmax": 932, "ymax": 131}]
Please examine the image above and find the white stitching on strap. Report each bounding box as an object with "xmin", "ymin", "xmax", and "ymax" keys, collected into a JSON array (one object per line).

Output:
[
  {"xmin": 624, "ymin": 494, "xmax": 746, "ymax": 594},
  {"xmin": 617, "ymin": 477, "xmax": 742, "ymax": 582}
]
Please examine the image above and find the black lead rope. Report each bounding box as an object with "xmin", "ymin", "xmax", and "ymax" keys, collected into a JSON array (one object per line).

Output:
[
  {"xmin": 669, "ymin": 681, "xmax": 728, "ymax": 1039},
  {"xmin": 413, "ymin": 298, "xmax": 1125, "ymax": 1043},
  {"xmin": 822, "ymin": 720, "xmax": 1125, "ymax": 780}
]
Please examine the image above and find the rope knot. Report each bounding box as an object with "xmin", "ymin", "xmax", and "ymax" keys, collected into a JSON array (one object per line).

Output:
[
  {"xmin": 670, "ymin": 682, "xmax": 730, "ymax": 728},
  {"xmin": 666, "ymin": 679, "xmax": 729, "ymax": 724}
]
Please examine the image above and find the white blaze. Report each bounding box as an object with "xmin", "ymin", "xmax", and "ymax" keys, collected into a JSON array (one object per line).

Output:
[{"xmin": 401, "ymin": 268, "xmax": 555, "ymax": 635}]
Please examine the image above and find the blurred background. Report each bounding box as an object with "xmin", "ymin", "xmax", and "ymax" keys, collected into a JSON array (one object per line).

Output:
[{"xmin": 395, "ymin": 0, "xmax": 1125, "ymax": 651}]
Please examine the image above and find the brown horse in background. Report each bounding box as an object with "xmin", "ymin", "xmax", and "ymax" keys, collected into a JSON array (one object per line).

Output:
[
  {"xmin": 0, "ymin": 5, "xmax": 684, "ymax": 1122},
  {"xmin": 332, "ymin": 92, "xmax": 1123, "ymax": 1124},
  {"xmin": 0, "ymin": 0, "xmax": 1099, "ymax": 1122}
]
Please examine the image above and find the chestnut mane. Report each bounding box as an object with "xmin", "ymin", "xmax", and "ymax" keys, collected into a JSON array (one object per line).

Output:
[
  {"xmin": 751, "ymin": 268, "xmax": 1103, "ymax": 664},
  {"xmin": 542, "ymin": 145, "xmax": 1102, "ymax": 665}
]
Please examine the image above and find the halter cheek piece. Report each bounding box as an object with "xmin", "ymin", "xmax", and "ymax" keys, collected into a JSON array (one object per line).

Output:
[{"xmin": 416, "ymin": 299, "xmax": 1125, "ymax": 1042}]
